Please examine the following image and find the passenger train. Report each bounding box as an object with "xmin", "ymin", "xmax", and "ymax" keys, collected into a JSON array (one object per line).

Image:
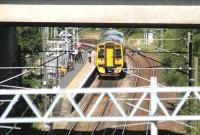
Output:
[{"xmin": 96, "ymin": 29, "xmax": 125, "ymax": 77}]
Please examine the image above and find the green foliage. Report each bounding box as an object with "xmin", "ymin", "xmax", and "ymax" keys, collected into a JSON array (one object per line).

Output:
[
  {"xmin": 161, "ymin": 29, "xmax": 200, "ymax": 134},
  {"xmin": 161, "ymin": 29, "xmax": 188, "ymax": 86},
  {"xmin": 192, "ymin": 30, "xmax": 200, "ymax": 87},
  {"xmin": 17, "ymin": 27, "xmax": 42, "ymax": 56},
  {"xmin": 188, "ymin": 29, "xmax": 200, "ymax": 135},
  {"xmin": 192, "ymin": 29, "xmax": 200, "ymax": 57},
  {"xmin": 117, "ymin": 28, "xmax": 142, "ymax": 40},
  {"xmin": 22, "ymin": 72, "xmax": 42, "ymax": 88},
  {"xmin": 16, "ymin": 27, "xmax": 42, "ymax": 88},
  {"xmin": 118, "ymin": 28, "xmax": 135, "ymax": 37}
]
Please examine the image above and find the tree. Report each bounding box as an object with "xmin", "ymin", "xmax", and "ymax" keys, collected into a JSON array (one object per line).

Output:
[
  {"xmin": 17, "ymin": 27, "xmax": 42, "ymax": 59},
  {"xmin": 16, "ymin": 27, "xmax": 42, "ymax": 88},
  {"xmin": 161, "ymin": 29, "xmax": 188, "ymax": 86}
]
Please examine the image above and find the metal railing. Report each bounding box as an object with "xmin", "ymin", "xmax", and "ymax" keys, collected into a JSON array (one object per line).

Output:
[{"xmin": 1, "ymin": 77, "xmax": 200, "ymax": 135}]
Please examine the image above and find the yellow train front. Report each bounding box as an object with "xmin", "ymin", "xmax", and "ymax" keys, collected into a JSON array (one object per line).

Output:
[{"xmin": 96, "ymin": 30, "xmax": 125, "ymax": 77}]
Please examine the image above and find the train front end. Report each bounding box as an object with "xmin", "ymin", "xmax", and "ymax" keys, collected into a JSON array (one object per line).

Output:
[{"xmin": 96, "ymin": 41, "xmax": 124, "ymax": 76}]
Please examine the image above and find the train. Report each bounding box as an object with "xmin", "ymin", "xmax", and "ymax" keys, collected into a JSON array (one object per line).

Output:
[{"xmin": 96, "ymin": 29, "xmax": 125, "ymax": 77}]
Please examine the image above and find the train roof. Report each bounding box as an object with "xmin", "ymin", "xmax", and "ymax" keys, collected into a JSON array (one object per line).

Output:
[
  {"xmin": 100, "ymin": 29, "xmax": 124, "ymax": 44},
  {"xmin": 102, "ymin": 29, "xmax": 124, "ymax": 37}
]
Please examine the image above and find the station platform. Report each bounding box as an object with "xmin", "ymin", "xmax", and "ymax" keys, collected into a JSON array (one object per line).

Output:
[
  {"xmin": 59, "ymin": 51, "xmax": 96, "ymax": 89},
  {"xmin": 59, "ymin": 62, "xmax": 86, "ymax": 88},
  {"xmin": 53, "ymin": 55, "xmax": 96, "ymax": 129},
  {"xmin": 53, "ymin": 51, "xmax": 96, "ymax": 130},
  {"xmin": 66, "ymin": 62, "xmax": 95, "ymax": 89}
]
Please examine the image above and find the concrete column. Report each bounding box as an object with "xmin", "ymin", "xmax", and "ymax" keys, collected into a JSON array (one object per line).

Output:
[{"xmin": 0, "ymin": 27, "xmax": 20, "ymax": 86}]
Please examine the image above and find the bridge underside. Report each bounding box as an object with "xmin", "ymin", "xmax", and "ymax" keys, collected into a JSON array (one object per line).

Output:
[{"xmin": 0, "ymin": 5, "xmax": 200, "ymax": 27}]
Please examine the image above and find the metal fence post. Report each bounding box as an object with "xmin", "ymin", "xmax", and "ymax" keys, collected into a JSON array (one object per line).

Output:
[{"xmin": 150, "ymin": 77, "xmax": 158, "ymax": 135}]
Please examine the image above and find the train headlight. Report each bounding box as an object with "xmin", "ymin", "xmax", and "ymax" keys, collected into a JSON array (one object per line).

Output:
[
  {"xmin": 114, "ymin": 68, "xmax": 120, "ymax": 74},
  {"xmin": 116, "ymin": 58, "xmax": 121, "ymax": 61},
  {"xmin": 100, "ymin": 58, "xmax": 104, "ymax": 61},
  {"xmin": 97, "ymin": 58, "xmax": 105, "ymax": 65},
  {"xmin": 114, "ymin": 66, "xmax": 122, "ymax": 74}
]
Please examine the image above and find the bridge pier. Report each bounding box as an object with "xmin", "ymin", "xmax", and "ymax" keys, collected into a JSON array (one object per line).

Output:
[{"xmin": 0, "ymin": 27, "xmax": 20, "ymax": 86}]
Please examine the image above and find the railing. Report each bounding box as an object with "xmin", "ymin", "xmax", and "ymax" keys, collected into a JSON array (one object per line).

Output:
[{"xmin": 1, "ymin": 77, "xmax": 200, "ymax": 135}]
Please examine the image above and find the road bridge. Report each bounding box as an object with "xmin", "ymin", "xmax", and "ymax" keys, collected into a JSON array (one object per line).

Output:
[{"xmin": 0, "ymin": 0, "xmax": 200, "ymax": 26}]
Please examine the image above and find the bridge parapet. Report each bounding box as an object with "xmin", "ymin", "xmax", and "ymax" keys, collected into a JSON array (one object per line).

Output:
[{"xmin": 0, "ymin": 4, "xmax": 200, "ymax": 25}]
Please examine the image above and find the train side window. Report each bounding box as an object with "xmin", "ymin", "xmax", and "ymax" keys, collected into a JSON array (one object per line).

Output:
[
  {"xmin": 115, "ymin": 49, "xmax": 121, "ymax": 58},
  {"xmin": 98, "ymin": 49, "xmax": 104, "ymax": 58}
]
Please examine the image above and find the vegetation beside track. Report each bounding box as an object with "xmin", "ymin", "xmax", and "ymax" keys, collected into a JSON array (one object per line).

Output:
[
  {"xmin": 16, "ymin": 27, "xmax": 43, "ymax": 131},
  {"xmin": 16, "ymin": 27, "xmax": 42, "ymax": 88},
  {"xmin": 125, "ymin": 28, "xmax": 200, "ymax": 134},
  {"xmin": 159, "ymin": 29, "xmax": 200, "ymax": 135}
]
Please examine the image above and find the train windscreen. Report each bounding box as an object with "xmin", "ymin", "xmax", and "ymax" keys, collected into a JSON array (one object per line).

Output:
[
  {"xmin": 98, "ymin": 49, "xmax": 104, "ymax": 58},
  {"xmin": 115, "ymin": 49, "xmax": 121, "ymax": 58}
]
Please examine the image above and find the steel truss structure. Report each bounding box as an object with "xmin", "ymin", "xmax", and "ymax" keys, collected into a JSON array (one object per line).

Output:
[{"xmin": 1, "ymin": 77, "xmax": 200, "ymax": 135}]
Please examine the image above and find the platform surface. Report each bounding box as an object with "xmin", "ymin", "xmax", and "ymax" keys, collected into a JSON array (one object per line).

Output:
[
  {"xmin": 53, "ymin": 61, "xmax": 95, "ymax": 129},
  {"xmin": 67, "ymin": 62, "xmax": 95, "ymax": 89},
  {"xmin": 59, "ymin": 62, "xmax": 85, "ymax": 88}
]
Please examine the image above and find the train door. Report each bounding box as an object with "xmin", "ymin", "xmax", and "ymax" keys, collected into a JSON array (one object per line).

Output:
[{"xmin": 106, "ymin": 47, "xmax": 114, "ymax": 67}]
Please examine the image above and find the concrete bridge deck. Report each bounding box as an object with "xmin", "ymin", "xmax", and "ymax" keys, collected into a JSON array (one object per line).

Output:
[{"xmin": 0, "ymin": 4, "xmax": 200, "ymax": 25}]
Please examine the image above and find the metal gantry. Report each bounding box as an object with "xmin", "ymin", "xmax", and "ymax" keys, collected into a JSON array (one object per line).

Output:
[{"xmin": 1, "ymin": 78, "xmax": 200, "ymax": 135}]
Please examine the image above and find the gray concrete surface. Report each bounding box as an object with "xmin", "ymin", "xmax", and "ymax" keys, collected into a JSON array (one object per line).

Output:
[
  {"xmin": 1, "ymin": 5, "xmax": 200, "ymax": 25},
  {"xmin": 59, "ymin": 53, "xmax": 86, "ymax": 88},
  {"xmin": 1, "ymin": 0, "xmax": 200, "ymax": 5}
]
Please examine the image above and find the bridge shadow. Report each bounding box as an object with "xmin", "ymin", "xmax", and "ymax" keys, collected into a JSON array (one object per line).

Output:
[{"xmin": 12, "ymin": 127, "xmax": 185, "ymax": 135}]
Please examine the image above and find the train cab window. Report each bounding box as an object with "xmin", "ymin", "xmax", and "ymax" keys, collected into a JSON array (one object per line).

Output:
[
  {"xmin": 98, "ymin": 49, "xmax": 104, "ymax": 58},
  {"xmin": 115, "ymin": 49, "xmax": 121, "ymax": 58}
]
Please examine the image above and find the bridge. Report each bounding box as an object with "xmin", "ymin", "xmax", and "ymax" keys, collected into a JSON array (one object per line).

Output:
[{"xmin": 0, "ymin": 0, "xmax": 200, "ymax": 25}]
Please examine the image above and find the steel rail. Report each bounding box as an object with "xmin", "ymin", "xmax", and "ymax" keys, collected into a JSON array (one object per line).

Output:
[
  {"xmin": 91, "ymin": 98, "xmax": 110, "ymax": 135},
  {"xmin": 126, "ymin": 46, "xmax": 188, "ymax": 75},
  {"xmin": 67, "ymin": 75, "xmax": 102, "ymax": 134},
  {"xmin": 121, "ymin": 51, "xmax": 140, "ymax": 135},
  {"xmin": 142, "ymin": 49, "xmax": 156, "ymax": 135},
  {"xmin": 121, "ymin": 48, "xmax": 155, "ymax": 135},
  {"xmin": 92, "ymin": 79, "xmax": 119, "ymax": 135},
  {"xmin": 67, "ymin": 94, "xmax": 95, "ymax": 135}
]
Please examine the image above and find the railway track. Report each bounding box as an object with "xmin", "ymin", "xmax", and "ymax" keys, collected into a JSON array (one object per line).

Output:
[
  {"xmin": 66, "ymin": 75, "xmax": 102, "ymax": 134},
  {"xmin": 66, "ymin": 46, "xmax": 157, "ymax": 134},
  {"xmin": 66, "ymin": 76, "xmax": 119, "ymax": 134},
  {"xmin": 139, "ymin": 50, "xmax": 155, "ymax": 135},
  {"xmin": 90, "ymin": 78, "xmax": 119, "ymax": 134},
  {"xmin": 66, "ymin": 94, "xmax": 96, "ymax": 135},
  {"xmin": 50, "ymin": 39, "xmax": 184, "ymax": 135},
  {"xmin": 120, "ymin": 50, "xmax": 140, "ymax": 135},
  {"xmin": 125, "ymin": 47, "xmax": 156, "ymax": 134}
]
